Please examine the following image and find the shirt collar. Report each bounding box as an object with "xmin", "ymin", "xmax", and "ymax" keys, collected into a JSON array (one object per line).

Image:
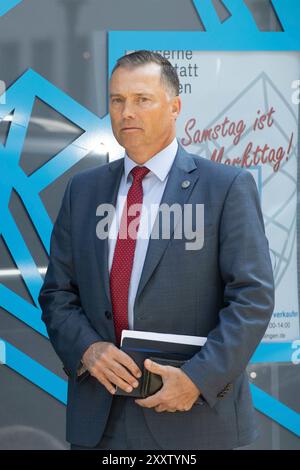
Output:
[{"xmin": 124, "ymin": 137, "xmax": 178, "ymax": 183}]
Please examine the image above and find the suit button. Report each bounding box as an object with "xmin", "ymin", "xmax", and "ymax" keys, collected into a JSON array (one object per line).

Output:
[
  {"xmin": 196, "ymin": 398, "xmax": 205, "ymax": 405},
  {"xmin": 105, "ymin": 310, "xmax": 112, "ymax": 319}
]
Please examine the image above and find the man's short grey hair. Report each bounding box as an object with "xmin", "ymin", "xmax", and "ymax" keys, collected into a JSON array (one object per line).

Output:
[{"xmin": 111, "ymin": 50, "xmax": 180, "ymax": 97}]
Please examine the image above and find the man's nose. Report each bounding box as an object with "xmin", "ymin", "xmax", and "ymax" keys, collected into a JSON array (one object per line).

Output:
[{"xmin": 122, "ymin": 101, "xmax": 136, "ymax": 119}]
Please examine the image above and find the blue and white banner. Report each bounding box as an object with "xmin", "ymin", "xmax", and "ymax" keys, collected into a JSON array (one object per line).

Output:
[{"xmin": 173, "ymin": 50, "xmax": 299, "ymax": 342}]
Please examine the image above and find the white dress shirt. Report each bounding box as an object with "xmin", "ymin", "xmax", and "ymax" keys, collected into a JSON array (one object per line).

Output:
[{"xmin": 108, "ymin": 137, "xmax": 178, "ymax": 330}]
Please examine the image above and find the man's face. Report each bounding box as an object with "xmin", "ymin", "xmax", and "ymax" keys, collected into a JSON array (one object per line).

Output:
[{"xmin": 109, "ymin": 63, "xmax": 181, "ymax": 159}]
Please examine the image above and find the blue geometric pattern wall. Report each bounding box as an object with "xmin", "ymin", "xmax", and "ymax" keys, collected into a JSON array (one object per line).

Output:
[{"xmin": 0, "ymin": 0, "xmax": 300, "ymax": 438}]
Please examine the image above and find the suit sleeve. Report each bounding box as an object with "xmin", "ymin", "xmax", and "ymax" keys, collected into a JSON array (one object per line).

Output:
[
  {"xmin": 38, "ymin": 178, "xmax": 104, "ymax": 379},
  {"xmin": 180, "ymin": 170, "xmax": 275, "ymax": 408}
]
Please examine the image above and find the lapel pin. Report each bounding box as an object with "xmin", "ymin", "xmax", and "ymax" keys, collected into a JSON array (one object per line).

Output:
[{"xmin": 181, "ymin": 180, "xmax": 190, "ymax": 189}]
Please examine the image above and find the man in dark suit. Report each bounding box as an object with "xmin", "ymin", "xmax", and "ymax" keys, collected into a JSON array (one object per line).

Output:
[{"xmin": 38, "ymin": 50, "xmax": 274, "ymax": 450}]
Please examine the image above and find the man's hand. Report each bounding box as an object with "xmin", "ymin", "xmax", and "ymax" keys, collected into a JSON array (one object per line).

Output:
[
  {"xmin": 135, "ymin": 359, "xmax": 201, "ymax": 413},
  {"xmin": 82, "ymin": 342, "xmax": 142, "ymax": 395}
]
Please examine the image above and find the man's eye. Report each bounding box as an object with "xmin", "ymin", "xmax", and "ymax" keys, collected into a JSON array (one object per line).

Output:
[
  {"xmin": 111, "ymin": 98, "xmax": 122, "ymax": 104},
  {"xmin": 139, "ymin": 97, "xmax": 149, "ymax": 102}
]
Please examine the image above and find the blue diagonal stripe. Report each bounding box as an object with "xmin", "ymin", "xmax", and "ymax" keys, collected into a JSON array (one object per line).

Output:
[
  {"xmin": 2, "ymin": 339, "xmax": 67, "ymax": 403},
  {"xmin": 251, "ymin": 383, "xmax": 300, "ymax": 437},
  {"xmin": 0, "ymin": 0, "xmax": 23, "ymax": 17}
]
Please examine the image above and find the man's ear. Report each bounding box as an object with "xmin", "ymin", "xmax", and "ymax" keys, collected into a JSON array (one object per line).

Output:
[{"xmin": 171, "ymin": 95, "xmax": 181, "ymax": 120}]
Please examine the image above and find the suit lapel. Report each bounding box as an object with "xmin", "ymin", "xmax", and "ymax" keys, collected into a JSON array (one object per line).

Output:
[{"xmin": 133, "ymin": 144, "xmax": 199, "ymax": 313}]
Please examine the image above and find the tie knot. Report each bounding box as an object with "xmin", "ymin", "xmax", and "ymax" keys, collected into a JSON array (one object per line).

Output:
[{"xmin": 130, "ymin": 165, "xmax": 150, "ymax": 182}]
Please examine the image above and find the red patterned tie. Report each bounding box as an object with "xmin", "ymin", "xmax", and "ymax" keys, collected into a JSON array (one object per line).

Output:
[{"xmin": 110, "ymin": 165, "xmax": 150, "ymax": 346}]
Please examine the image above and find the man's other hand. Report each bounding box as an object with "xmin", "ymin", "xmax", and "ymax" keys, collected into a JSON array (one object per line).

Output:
[
  {"xmin": 82, "ymin": 342, "xmax": 142, "ymax": 395},
  {"xmin": 135, "ymin": 359, "xmax": 201, "ymax": 412}
]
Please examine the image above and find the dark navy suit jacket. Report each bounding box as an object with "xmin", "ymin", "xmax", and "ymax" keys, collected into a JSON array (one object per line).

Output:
[{"xmin": 38, "ymin": 143, "xmax": 274, "ymax": 449}]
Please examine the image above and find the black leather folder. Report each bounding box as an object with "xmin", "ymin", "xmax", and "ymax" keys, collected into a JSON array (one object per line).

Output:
[{"xmin": 115, "ymin": 330, "xmax": 206, "ymax": 399}]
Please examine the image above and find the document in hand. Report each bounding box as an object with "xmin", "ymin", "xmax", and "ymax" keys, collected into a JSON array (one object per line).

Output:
[{"xmin": 115, "ymin": 330, "xmax": 207, "ymax": 398}]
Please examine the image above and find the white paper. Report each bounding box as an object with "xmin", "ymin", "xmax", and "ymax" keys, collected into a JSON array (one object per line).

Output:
[{"xmin": 121, "ymin": 329, "xmax": 207, "ymax": 347}]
